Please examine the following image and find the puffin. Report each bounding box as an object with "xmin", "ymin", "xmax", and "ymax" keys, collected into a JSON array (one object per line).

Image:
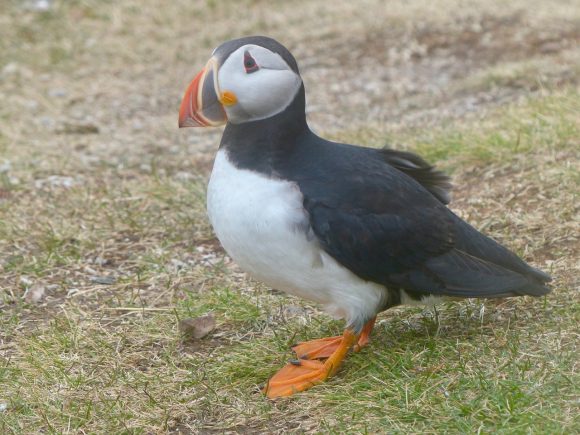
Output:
[{"xmin": 178, "ymin": 36, "xmax": 552, "ymax": 398}]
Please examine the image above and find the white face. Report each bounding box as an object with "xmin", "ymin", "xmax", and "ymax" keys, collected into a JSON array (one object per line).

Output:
[{"xmin": 217, "ymin": 44, "xmax": 302, "ymax": 124}]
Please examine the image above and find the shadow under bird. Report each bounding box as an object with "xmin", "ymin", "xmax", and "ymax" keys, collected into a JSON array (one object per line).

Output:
[{"xmin": 178, "ymin": 36, "xmax": 552, "ymax": 398}]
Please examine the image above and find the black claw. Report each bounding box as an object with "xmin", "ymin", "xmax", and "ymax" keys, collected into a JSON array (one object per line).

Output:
[{"xmin": 289, "ymin": 359, "xmax": 302, "ymax": 366}]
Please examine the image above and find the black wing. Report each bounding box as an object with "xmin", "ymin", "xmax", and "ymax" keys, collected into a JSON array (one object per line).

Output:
[{"xmin": 293, "ymin": 141, "xmax": 551, "ymax": 299}]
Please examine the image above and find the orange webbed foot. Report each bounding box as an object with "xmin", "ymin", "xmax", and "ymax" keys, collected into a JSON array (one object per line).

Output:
[
  {"xmin": 265, "ymin": 329, "xmax": 358, "ymax": 398},
  {"xmin": 264, "ymin": 359, "xmax": 328, "ymax": 398},
  {"xmin": 292, "ymin": 317, "xmax": 376, "ymax": 360},
  {"xmin": 292, "ymin": 336, "xmax": 343, "ymax": 360}
]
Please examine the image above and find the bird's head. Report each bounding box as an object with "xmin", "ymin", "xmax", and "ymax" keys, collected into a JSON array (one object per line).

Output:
[{"xmin": 178, "ymin": 36, "xmax": 302, "ymax": 128}]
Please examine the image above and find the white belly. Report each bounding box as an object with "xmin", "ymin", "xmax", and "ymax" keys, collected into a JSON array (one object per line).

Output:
[{"xmin": 206, "ymin": 148, "xmax": 387, "ymax": 327}]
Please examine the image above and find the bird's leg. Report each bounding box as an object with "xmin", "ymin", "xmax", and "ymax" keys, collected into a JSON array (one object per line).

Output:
[
  {"xmin": 353, "ymin": 316, "xmax": 376, "ymax": 351},
  {"xmin": 265, "ymin": 329, "xmax": 358, "ymax": 398},
  {"xmin": 292, "ymin": 316, "xmax": 376, "ymax": 360}
]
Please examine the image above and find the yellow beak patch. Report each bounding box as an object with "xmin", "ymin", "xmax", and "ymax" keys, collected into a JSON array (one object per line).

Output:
[{"xmin": 219, "ymin": 91, "xmax": 237, "ymax": 106}]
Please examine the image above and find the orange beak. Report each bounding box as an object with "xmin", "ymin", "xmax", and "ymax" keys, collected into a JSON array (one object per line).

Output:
[{"xmin": 178, "ymin": 58, "xmax": 228, "ymax": 128}]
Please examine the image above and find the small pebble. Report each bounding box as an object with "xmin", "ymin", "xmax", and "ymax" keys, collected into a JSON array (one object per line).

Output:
[{"xmin": 89, "ymin": 276, "xmax": 116, "ymax": 285}]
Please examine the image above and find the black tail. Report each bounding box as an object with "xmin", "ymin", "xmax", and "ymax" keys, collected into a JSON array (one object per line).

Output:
[
  {"xmin": 436, "ymin": 213, "xmax": 553, "ymax": 298},
  {"xmin": 419, "ymin": 249, "xmax": 551, "ymax": 299}
]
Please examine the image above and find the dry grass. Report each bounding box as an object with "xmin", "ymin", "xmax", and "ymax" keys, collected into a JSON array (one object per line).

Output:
[{"xmin": 1, "ymin": 0, "xmax": 579, "ymax": 433}]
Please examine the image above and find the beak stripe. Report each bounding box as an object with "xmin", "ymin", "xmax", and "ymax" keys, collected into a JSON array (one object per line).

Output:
[{"xmin": 178, "ymin": 57, "xmax": 228, "ymax": 128}]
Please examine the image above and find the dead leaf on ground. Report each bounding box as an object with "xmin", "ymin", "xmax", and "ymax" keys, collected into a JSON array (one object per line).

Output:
[{"xmin": 178, "ymin": 315, "xmax": 216, "ymax": 341}]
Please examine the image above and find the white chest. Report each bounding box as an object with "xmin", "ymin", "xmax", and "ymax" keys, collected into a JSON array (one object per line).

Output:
[{"xmin": 206, "ymin": 149, "xmax": 387, "ymax": 327}]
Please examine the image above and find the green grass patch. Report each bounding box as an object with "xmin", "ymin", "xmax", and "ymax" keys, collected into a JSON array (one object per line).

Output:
[
  {"xmin": 2, "ymin": 87, "xmax": 579, "ymax": 433},
  {"xmin": 334, "ymin": 91, "xmax": 579, "ymax": 172}
]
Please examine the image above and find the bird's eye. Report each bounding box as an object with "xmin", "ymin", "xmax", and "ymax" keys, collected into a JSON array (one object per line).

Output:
[{"xmin": 243, "ymin": 51, "xmax": 259, "ymax": 74}]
